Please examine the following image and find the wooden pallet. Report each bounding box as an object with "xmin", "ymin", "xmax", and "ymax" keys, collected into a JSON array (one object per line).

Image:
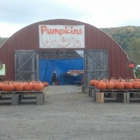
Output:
[
  {"xmin": 89, "ymin": 86, "xmax": 140, "ymax": 103},
  {"xmin": 0, "ymin": 90, "xmax": 44, "ymax": 105}
]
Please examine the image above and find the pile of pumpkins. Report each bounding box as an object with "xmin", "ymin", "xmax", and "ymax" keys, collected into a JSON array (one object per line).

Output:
[
  {"xmin": 89, "ymin": 78, "xmax": 140, "ymax": 90},
  {"xmin": 0, "ymin": 81, "xmax": 49, "ymax": 91}
]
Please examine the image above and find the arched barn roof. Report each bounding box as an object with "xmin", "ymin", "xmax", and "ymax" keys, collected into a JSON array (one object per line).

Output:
[{"xmin": 0, "ymin": 19, "xmax": 134, "ymax": 80}]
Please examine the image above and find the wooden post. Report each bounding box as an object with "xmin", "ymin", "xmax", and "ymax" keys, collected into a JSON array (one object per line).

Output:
[
  {"xmin": 96, "ymin": 92, "xmax": 104, "ymax": 103},
  {"xmin": 123, "ymin": 93, "xmax": 127, "ymax": 103},
  {"xmin": 11, "ymin": 94, "xmax": 19, "ymax": 105},
  {"xmin": 82, "ymin": 85, "xmax": 84, "ymax": 93},
  {"xmin": 19, "ymin": 95, "xmax": 23, "ymax": 104},
  {"xmin": 126, "ymin": 93, "xmax": 130, "ymax": 103},
  {"xmin": 36, "ymin": 94, "xmax": 44, "ymax": 105},
  {"xmin": 91, "ymin": 89, "xmax": 96, "ymax": 99},
  {"xmin": 116, "ymin": 93, "xmax": 124, "ymax": 102},
  {"xmin": 88, "ymin": 87, "xmax": 91, "ymax": 96}
]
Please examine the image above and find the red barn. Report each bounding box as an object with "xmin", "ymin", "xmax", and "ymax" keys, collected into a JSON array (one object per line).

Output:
[{"xmin": 0, "ymin": 19, "xmax": 134, "ymax": 89}]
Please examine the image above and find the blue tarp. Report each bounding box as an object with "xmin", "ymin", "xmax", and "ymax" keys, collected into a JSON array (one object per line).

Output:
[{"xmin": 39, "ymin": 58, "xmax": 83, "ymax": 85}]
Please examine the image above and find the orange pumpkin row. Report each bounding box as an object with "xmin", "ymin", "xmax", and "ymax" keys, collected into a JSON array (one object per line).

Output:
[
  {"xmin": 0, "ymin": 81, "xmax": 49, "ymax": 91},
  {"xmin": 89, "ymin": 78, "xmax": 140, "ymax": 90}
]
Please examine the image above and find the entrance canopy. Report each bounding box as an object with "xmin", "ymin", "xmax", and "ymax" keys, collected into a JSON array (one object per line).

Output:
[{"xmin": 39, "ymin": 58, "xmax": 83, "ymax": 85}]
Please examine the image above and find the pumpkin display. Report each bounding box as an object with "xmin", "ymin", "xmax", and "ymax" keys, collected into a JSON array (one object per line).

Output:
[
  {"xmin": 0, "ymin": 80, "xmax": 47, "ymax": 92},
  {"xmin": 88, "ymin": 78, "xmax": 140, "ymax": 90}
]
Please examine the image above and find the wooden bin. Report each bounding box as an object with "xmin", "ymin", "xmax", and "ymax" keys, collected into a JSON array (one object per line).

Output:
[{"xmin": 96, "ymin": 92, "xmax": 104, "ymax": 103}]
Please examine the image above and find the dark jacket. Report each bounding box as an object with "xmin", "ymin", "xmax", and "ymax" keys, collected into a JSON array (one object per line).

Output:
[{"xmin": 51, "ymin": 72, "xmax": 57, "ymax": 82}]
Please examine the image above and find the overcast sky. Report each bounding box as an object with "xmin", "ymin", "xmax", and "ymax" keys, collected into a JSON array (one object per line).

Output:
[{"xmin": 0, "ymin": 0, "xmax": 140, "ymax": 37}]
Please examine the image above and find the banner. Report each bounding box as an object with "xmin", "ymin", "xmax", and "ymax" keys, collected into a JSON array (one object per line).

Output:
[{"xmin": 39, "ymin": 25, "xmax": 85, "ymax": 48}]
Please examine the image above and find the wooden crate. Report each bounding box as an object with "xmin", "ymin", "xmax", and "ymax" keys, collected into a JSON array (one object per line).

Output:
[
  {"xmin": 88, "ymin": 86, "xmax": 96, "ymax": 99},
  {"xmin": 96, "ymin": 92, "xmax": 104, "ymax": 103},
  {"xmin": 0, "ymin": 90, "xmax": 45, "ymax": 105},
  {"xmin": 126, "ymin": 92, "xmax": 140, "ymax": 103}
]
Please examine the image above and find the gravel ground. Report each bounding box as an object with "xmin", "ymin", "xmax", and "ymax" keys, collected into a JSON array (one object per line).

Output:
[{"xmin": 0, "ymin": 85, "xmax": 140, "ymax": 140}]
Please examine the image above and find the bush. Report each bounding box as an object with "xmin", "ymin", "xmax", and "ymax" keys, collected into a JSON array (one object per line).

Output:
[{"xmin": 135, "ymin": 67, "xmax": 140, "ymax": 78}]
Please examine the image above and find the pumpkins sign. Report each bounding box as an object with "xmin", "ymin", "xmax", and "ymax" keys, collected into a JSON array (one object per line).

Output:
[{"xmin": 39, "ymin": 25, "xmax": 85, "ymax": 48}]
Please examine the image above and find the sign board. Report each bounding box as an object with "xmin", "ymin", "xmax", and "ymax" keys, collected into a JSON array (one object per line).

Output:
[
  {"xmin": 0, "ymin": 64, "xmax": 5, "ymax": 75},
  {"xmin": 39, "ymin": 25, "xmax": 85, "ymax": 48}
]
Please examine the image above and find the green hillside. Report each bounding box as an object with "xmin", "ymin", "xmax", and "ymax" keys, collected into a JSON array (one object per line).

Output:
[
  {"xmin": 101, "ymin": 26, "xmax": 140, "ymax": 64},
  {"xmin": 0, "ymin": 26, "xmax": 140, "ymax": 64}
]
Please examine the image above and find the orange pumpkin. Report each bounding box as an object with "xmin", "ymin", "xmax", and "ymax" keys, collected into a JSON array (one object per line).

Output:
[
  {"xmin": 3, "ymin": 82, "xmax": 14, "ymax": 91},
  {"xmin": 89, "ymin": 79, "xmax": 95, "ymax": 86},
  {"xmin": 24, "ymin": 82, "xmax": 33, "ymax": 91},
  {"xmin": 0, "ymin": 82, "xmax": 3, "ymax": 91},
  {"xmin": 42, "ymin": 81, "xmax": 49, "ymax": 87},
  {"xmin": 124, "ymin": 80, "xmax": 133, "ymax": 89},
  {"xmin": 13, "ymin": 82, "xmax": 18, "ymax": 90},
  {"xmin": 132, "ymin": 80, "xmax": 140, "ymax": 89},
  {"xmin": 116, "ymin": 80, "xmax": 124, "ymax": 90},
  {"xmin": 33, "ymin": 81, "xmax": 44, "ymax": 91},
  {"xmin": 95, "ymin": 80, "xmax": 100, "ymax": 88},
  {"xmin": 106, "ymin": 81, "xmax": 114, "ymax": 89},
  {"xmin": 97, "ymin": 81, "xmax": 106, "ymax": 90},
  {"xmin": 15, "ymin": 82, "xmax": 24, "ymax": 91}
]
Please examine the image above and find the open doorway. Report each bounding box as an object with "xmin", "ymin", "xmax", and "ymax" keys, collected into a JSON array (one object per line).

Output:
[
  {"xmin": 37, "ymin": 49, "xmax": 84, "ymax": 85},
  {"xmin": 15, "ymin": 49, "xmax": 108, "ymax": 90}
]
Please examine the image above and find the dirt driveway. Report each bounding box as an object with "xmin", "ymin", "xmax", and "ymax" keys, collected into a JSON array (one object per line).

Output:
[{"xmin": 0, "ymin": 85, "xmax": 140, "ymax": 140}]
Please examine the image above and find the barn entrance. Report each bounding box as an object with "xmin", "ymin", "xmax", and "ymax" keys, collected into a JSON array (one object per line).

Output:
[
  {"xmin": 37, "ymin": 50, "xmax": 84, "ymax": 85},
  {"xmin": 15, "ymin": 49, "xmax": 108, "ymax": 91}
]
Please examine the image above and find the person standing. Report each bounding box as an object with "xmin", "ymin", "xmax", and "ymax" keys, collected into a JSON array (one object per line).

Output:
[{"xmin": 51, "ymin": 71, "xmax": 57, "ymax": 85}]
